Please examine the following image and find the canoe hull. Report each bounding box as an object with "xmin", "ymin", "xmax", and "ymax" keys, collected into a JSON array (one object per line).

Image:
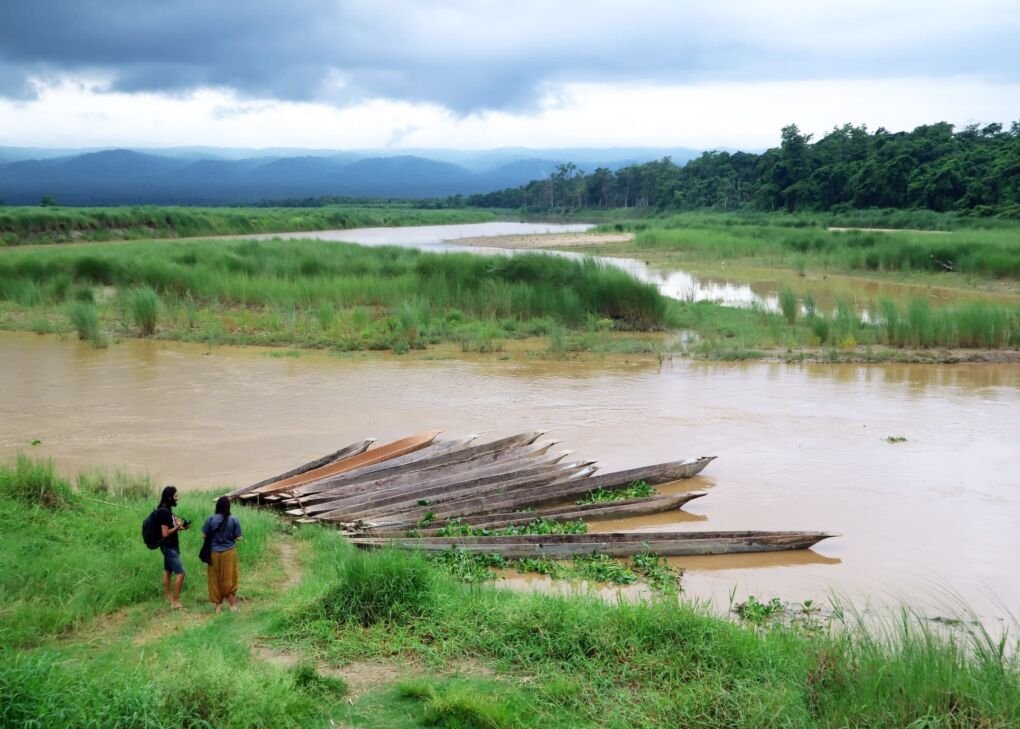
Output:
[{"xmin": 351, "ymin": 530, "xmax": 835, "ymax": 559}]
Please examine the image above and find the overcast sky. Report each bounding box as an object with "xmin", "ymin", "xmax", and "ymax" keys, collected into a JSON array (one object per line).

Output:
[{"xmin": 1, "ymin": 0, "xmax": 1018, "ymax": 151}]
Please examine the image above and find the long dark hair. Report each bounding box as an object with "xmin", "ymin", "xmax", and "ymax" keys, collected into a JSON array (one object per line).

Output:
[
  {"xmin": 214, "ymin": 496, "xmax": 231, "ymax": 526},
  {"xmin": 159, "ymin": 485, "xmax": 177, "ymax": 510}
]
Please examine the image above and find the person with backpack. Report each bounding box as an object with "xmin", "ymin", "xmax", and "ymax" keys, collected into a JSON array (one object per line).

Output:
[
  {"xmin": 201, "ymin": 496, "xmax": 243, "ymax": 613},
  {"xmin": 155, "ymin": 485, "xmax": 190, "ymax": 609}
]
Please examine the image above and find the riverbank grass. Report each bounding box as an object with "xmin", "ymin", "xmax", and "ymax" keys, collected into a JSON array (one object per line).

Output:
[
  {"xmin": 0, "ymin": 238, "xmax": 670, "ymax": 352},
  {"xmin": 0, "ymin": 204, "xmax": 499, "ymax": 246},
  {"xmin": 2, "ymin": 455, "xmax": 1019, "ymax": 727}
]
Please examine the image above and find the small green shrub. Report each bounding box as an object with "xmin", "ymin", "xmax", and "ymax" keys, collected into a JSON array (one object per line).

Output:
[
  {"xmin": 319, "ymin": 548, "xmax": 436, "ymax": 626},
  {"xmin": 66, "ymin": 301, "xmax": 106, "ymax": 347},
  {"xmin": 0, "ymin": 453, "xmax": 75, "ymax": 509},
  {"xmin": 778, "ymin": 287, "xmax": 798, "ymax": 325},
  {"xmin": 124, "ymin": 286, "xmax": 161, "ymax": 336}
]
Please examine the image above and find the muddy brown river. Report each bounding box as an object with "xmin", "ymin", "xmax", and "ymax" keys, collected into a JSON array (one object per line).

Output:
[{"xmin": 3, "ymin": 330, "xmax": 1018, "ymax": 627}]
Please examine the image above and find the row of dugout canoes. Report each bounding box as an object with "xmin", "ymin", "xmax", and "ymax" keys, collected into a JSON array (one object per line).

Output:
[{"xmin": 226, "ymin": 430, "xmax": 835, "ymax": 558}]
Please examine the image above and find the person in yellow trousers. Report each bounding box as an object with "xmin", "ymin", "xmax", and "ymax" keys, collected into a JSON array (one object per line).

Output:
[{"xmin": 202, "ymin": 496, "xmax": 242, "ymax": 613}]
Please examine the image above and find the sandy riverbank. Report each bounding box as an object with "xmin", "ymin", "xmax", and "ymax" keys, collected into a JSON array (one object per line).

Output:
[{"xmin": 443, "ymin": 232, "xmax": 634, "ymax": 249}]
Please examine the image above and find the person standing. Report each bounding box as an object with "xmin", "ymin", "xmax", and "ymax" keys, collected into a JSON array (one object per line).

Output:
[
  {"xmin": 202, "ymin": 496, "xmax": 243, "ymax": 613},
  {"xmin": 156, "ymin": 485, "xmax": 190, "ymax": 609}
]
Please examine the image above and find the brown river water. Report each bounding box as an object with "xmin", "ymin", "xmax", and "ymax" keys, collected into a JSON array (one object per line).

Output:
[{"xmin": 2, "ymin": 331, "xmax": 1018, "ymax": 627}]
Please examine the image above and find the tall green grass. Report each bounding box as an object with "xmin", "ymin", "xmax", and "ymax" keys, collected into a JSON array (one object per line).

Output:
[
  {"xmin": 2, "ymin": 455, "xmax": 1018, "ymax": 728},
  {"xmin": 66, "ymin": 300, "xmax": 106, "ymax": 347},
  {"xmin": 123, "ymin": 285, "xmax": 161, "ymax": 336},
  {"xmin": 274, "ymin": 528, "xmax": 1020, "ymax": 729},
  {"xmin": 0, "ymin": 204, "xmax": 499, "ymax": 246},
  {"xmin": 625, "ymin": 212, "xmax": 1020, "ymax": 278},
  {"xmin": 0, "ymin": 239, "xmax": 670, "ymax": 350},
  {"xmin": 0, "ymin": 460, "xmax": 273, "ymax": 649}
]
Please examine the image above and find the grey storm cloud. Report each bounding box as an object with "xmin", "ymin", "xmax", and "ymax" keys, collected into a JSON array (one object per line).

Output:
[{"xmin": 0, "ymin": 0, "xmax": 1017, "ymax": 111}]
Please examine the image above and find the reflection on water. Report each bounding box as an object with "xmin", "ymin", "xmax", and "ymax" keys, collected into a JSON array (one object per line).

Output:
[{"xmin": 1, "ymin": 331, "xmax": 1018, "ymax": 628}]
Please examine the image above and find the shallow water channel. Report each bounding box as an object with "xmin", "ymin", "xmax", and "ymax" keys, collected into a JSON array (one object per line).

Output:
[{"xmin": 3, "ymin": 331, "xmax": 1018, "ymax": 627}]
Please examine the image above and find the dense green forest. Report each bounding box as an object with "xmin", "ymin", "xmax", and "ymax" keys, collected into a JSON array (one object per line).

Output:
[{"xmin": 465, "ymin": 122, "xmax": 1020, "ymax": 216}]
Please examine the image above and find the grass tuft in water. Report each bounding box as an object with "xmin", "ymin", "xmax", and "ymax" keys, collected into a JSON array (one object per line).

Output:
[{"xmin": 124, "ymin": 285, "xmax": 161, "ymax": 336}]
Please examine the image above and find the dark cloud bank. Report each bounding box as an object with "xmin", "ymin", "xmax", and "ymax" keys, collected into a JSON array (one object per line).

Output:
[{"xmin": 0, "ymin": 1, "xmax": 1015, "ymax": 111}]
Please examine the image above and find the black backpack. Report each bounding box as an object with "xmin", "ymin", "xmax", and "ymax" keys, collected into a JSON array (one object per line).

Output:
[{"xmin": 142, "ymin": 508, "xmax": 164, "ymax": 550}]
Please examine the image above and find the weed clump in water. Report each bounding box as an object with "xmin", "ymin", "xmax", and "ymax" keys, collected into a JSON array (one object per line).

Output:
[
  {"xmin": 66, "ymin": 300, "xmax": 106, "ymax": 348},
  {"xmin": 124, "ymin": 285, "xmax": 161, "ymax": 336}
]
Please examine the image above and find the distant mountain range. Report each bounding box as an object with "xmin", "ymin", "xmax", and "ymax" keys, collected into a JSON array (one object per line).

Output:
[{"xmin": 0, "ymin": 146, "xmax": 705, "ymax": 205}]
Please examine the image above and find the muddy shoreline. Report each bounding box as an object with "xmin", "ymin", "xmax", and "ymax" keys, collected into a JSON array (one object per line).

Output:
[{"xmin": 444, "ymin": 231, "xmax": 633, "ymax": 248}]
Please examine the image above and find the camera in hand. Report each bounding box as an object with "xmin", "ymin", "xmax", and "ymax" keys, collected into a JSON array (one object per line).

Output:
[{"xmin": 180, "ymin": 518, "xmax": 193, "ymax": 529}]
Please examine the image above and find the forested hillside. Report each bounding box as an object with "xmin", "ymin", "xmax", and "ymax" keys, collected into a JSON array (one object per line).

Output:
[{"xmin": 465, "ymin": 123, "xmax": 1020, "ymax": 216}]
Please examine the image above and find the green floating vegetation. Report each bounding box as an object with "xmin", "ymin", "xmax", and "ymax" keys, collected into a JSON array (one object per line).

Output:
[
  {"xmin": 575, "ymin": 479, "xmax": 655, "ymax": 504},
  {"xmin": 426, "ymin": 546, "xmax": 681, "ymax": 594},
  {"xmin": 434, "ymin": 516, "xmax": 587, "ymax": 537}
]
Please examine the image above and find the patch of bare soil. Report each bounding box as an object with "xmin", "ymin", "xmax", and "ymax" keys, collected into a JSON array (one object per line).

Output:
[
  {"xmin": 446, "ymin": 232, "xmax": 633, "ymax": 249},
  {"xmin": 277, "ymin": 539, "xmax": 304, "ymax": 591}
]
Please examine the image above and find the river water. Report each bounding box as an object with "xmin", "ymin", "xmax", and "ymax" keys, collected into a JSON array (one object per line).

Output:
[
  {"xmin": 2, "ymin": 331, "xmax": 1018, "ymax": 627},
  {"xmin": 3, "ymin": 222, "xmax": 1018, "ymax": 627}
]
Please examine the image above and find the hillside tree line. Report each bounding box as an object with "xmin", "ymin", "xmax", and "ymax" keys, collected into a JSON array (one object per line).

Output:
[{"xmin": 463, "ymin": 122, "xmax": 1020, "ymax": 216}]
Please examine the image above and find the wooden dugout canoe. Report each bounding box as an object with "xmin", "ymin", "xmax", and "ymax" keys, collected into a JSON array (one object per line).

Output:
[
  {"xmin": 365, "ymin": 493, "xmax": 708, "ymax": 536},
  {"xmin": 350, "ymin": 530, "xmax": 836, "ymax": 559},
  {"xmin": 226, "ymin": 438, "xmax": 375, "ymax": 499},
  {"xmin": 253, "ymin": 430, "xmax": 441, "ymax": 496},
  {"xmin": 405, "ymin": 492, "xmax": 709, "ymax": 535},
  {"xmin": 292, "ymin": 448, "xmax": 572, "ymax": 517},
  {"xmin": 410, "ymin": 457, "xmax": 715, "ymax": 519},
  {"xmin": 291, "ymin": 440, "xmax": 560, "ymax": 509},
  {"xmin": 314, "ymin": 464, "xmax": 588, "ymax": 523},
  {"xmin": 288, "ymin": 431, "xmax": 546, "ymax": 498}
]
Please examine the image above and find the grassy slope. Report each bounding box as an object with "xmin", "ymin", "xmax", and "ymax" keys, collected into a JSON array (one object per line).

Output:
[
  {"xmin": 2, "ymin": 455, "xmax": 1019, "ymax": 728},
  {"xmin": 0, "ymin": 205, "xmax": 500, "ymax": 246}
]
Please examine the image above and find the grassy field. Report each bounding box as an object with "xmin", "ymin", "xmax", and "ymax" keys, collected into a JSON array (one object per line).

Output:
[
  {"xmin": 597, "ymin": 211, "xmax": 1020, "ymax": 280},
  {"xmin": 1, "ymin": 208, "xmax": 1018, "ymax": 361},
  {"xmin": 0, "ymin": 204, "xmax": 500, "ymax": 246},
  {"xmin": 2, "ymin": 455, "xmax": 1018, "ymax": 728},
  {"xmin": 0, "ymin": 238, "xmax": 669, "ymax": 353},
  {"xmin": 584, "ymin": 211, "xmax": 1020, "ymax": 359}
]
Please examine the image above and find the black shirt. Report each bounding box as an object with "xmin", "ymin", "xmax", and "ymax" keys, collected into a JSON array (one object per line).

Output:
[{"xmin": 156, "ymin": 506, "xmax": 179, "ymax": 550}]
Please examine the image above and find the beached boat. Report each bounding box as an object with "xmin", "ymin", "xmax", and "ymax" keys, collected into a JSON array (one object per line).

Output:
[
  {"xmin": 251, "ymin": 430, "xmax": 442, "ymax": 496},
  {"xmin": 287, "ymin": 430, "xmax": 546, "ymax": 498},
  {"xmin": 361, "ymin": 492, "xmax": 708, "ymax": 536},
  {"xmin": 225, "ymin": 438, "xmax": 375, "ymax": 499},
  {"xmin": 350, "ymin": 530, "xmax": 835, "ymax": 559},
  {"xmin": 362, "ymin": 457, "xmax": 714, "ymax": 526}
]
